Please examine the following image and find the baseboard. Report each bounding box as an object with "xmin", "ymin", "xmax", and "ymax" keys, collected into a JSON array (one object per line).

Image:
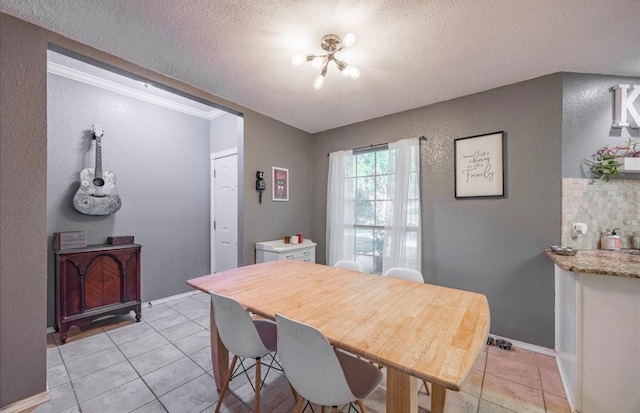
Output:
[
  {"xmin": 487, "ymin": 333, "xmax": 556, "ymax": 356},
  {"xmin": 555, "ymin": 358, "xmax": 578, "ymax": 413},
  {"xmin": 145, "ymin": 290, "xmax": 201, "ymax": 307},
  {"xmin": 0, "ymin": 390, "xmax": 50, "ymax": 413},
  {"xmin": 46, "ymin": 290, "xmax": 202, "ymax": 333}
]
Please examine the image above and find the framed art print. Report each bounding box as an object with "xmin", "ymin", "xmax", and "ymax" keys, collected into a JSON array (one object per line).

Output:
[
  {"xmin": 272, "ymin": 166, "xmax": 289, "ymax": 201},
  {"xmin": 454, "ymin": 131, "xmax": 505, "ymax": 199}
]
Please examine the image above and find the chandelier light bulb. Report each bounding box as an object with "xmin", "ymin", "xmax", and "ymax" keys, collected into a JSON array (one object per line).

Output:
[
  {"xmin": 342, "ymin": 33, "xmax": 356, "ymax": 47},
  {"xmin": 313, "ymin": 74, "xmax": 325, "ymax": 90},
  {"xmin": 291, "ymin": 54, "xmax": 305, "ymax": 66},
  {"xmin": 311, "ymin": 56, "xmax": 325, "ymax": 70},
  {"xmin": 348, "ymin": 66, "xmax": 360, "ymax": 80}
]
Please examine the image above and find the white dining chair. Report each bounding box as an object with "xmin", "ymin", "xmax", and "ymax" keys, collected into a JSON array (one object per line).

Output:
[
  {"xmin": 333, "ymin": 259, "xmax": 363, "ymax": 272},
  {"xmin": 383, "ymin": 267, "xmax": 424, "ymax": 282},
  {"xmin": 382, "ymin": 267, "xmax": 431, "ymax": 395},
  {"xmin": 275, "ymin": 313, "xmax": 383, "ymax": 413},
  {"xmin": 210, "ymin": 292, "xmax": 283, "ymax": 413}
]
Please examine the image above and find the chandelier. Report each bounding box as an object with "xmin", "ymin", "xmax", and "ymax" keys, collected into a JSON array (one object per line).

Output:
[{"xmin": 291, "ymin": 33, "xmax": 360, "ymax": 90}]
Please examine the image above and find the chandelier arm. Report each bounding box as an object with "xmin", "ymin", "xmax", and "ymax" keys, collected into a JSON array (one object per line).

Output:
[{"xmin": 321, "ymin": 59, "xmax": 330, "ymax": 76}]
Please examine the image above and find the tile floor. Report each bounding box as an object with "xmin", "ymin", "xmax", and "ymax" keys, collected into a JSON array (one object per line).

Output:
[{"xmin": 32, "ymin": 291, "xmax": 571, "ymax": 413}]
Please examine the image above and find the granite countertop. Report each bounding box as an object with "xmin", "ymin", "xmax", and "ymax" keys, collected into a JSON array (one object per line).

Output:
[{"xmin": 546, "ymin": 249, "xmax": 640, "ymax": 279}]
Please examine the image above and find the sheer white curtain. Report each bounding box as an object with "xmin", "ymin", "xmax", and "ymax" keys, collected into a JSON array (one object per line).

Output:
[
  {"xmin": 326, "ymin": 138, "xmax": 421, "ymax": 272},
  {"xmin": 382, "ymin": 137, "xmax": 421, "ymax": 273},
  {"xmin": 326, "ymin": 149, "xmax": 355, "ymax": 266}
]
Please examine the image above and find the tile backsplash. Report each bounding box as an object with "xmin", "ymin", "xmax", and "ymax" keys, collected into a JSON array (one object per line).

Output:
[{"xmin": 562, "ymin": 178, "xmax": 640, "ymax": 250}]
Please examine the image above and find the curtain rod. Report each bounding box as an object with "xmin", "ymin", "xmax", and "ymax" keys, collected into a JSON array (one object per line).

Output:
[{"xmin": 327, "ymin": 135, "xmax": 426, "ymax": 157}]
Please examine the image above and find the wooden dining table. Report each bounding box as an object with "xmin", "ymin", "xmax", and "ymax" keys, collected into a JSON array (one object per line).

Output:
[{"xmin": 187, "ymin": 260, "xmax": 490, "ymax": 413}]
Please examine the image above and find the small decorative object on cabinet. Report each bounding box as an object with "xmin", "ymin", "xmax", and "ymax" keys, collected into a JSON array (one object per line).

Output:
[
  {"xmin": 54, "ymin": 243, "xmax": 141, "ymax": 344},
  {"xmin": 255, "ymin": 239, "xmax": 316, "ymax": 263}
]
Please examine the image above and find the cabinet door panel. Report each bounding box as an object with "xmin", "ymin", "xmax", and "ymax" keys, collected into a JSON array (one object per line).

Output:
[
  {"xmin": 124, "ymin": 252, "xmax": 138, "ymax": 301},
  {"xmin": 85, "ymin": 256, "xmax": 122, "ymax": 309},
  {"xmin": 65, "ymin": 265, "xmax": 82, "ymax": 316}
]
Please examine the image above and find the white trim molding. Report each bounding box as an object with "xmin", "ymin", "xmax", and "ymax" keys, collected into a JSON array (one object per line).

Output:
[
  {"xmin": 0, "ymin": 390, "xmax": 50, "ymax": 413},
  {"xmin": 488, "ymin": 333, "xmax": 556, "ymax": 357},
  {"xmin": 47, "ymin": 61, "xmax": 224, "ymax": 120}
]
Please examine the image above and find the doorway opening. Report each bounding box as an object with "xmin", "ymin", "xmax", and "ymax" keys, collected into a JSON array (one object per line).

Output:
[{"xmin": 45, "ymin": 47, "xmax": 242, "ymax": 327}]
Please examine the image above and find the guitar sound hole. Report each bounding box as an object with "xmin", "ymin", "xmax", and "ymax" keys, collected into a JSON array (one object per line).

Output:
[{"xmin": 93, "ymin": 178, "xmax": 105, "ymax": 187}]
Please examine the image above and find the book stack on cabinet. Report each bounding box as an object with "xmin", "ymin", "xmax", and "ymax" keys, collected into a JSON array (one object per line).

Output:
[{"xmin": 53, "ymin": 231, "xmax": 87, "ymax": 250}]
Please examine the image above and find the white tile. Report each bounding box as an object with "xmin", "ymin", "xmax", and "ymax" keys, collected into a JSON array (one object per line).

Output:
[
  {"xmin": 80, "ymin": 378, "xmax": 155, "ymax": 413},
  {"xmin": 142, "ymin": 357, "xmax": 205, "ymax": 396},
  {"xmin": 58, "ymin": 333, "xmax": 115, "ymax": 362},
  {"xmin": 72, "ymin": 360, "xmax": 138, "ymax": 402},
  {"xmin": 118, "ymin": 331, "xmax": 170, "ymax": 359},
  {"xmin": 65, "ymin": 346, "xmax": 126, "ymax": 380},
  {"xmin": 129, "ymin": 343, "xmax": 185, "ymax": 376},
  {"xmin": 159, "ymin": 374, "xmax": 218, "ymax": 413}
]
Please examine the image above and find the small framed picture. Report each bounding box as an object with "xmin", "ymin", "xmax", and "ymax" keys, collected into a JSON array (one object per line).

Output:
[
  {"xmin": 454, "ymin": 131, "xmax": 505, "ymax": 199},
  {"xmin": 272, "ymin": 166, "xmax": 289, "ymax": 201}
]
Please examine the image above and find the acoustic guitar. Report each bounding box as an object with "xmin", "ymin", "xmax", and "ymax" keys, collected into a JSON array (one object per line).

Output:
[{"xmin": 73, "ymin": 124, "xmax": 122, "ymax": 215}]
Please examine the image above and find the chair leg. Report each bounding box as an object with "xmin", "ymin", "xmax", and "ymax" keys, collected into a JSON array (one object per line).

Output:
[
  {"xmin": 321, "ymin": 406, "xmax": 326, "ymax": 413},
  {"xmin": 422, "ymin": 380, "xmax": 431, "ymax": 395},
  {"xmin": 356, "ymin": 400, "xmax": 368, "ymax": 413},
  {"xmin": 215, "ymin": 355, "xmax": 238, "ymax": 413},
  {"xmin": 255, "ymin": 357, "xmax": 261, "ymax": 413},
  {"xmin": 293, "ymin": 397, "xmax": 306, "ymax": 413},
  {"xmin": 289, "ymin": 382, "xmax": 299, "ymax": 402}
]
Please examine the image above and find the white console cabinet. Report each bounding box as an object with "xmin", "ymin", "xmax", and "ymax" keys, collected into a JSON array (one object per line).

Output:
[{"xmin": 255, "ymin": 239, "xmax": 316, "ymax": 263}]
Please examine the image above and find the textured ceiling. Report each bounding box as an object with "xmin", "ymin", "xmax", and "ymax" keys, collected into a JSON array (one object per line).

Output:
[{"xmin": 2, "ymin": 0, "xmax": 639, "ymax": 133}]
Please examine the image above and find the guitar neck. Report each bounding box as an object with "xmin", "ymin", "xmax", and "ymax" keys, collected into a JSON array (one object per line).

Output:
[{"xmin": 94, "ymin": 135, "xmax": 103, "ymax": 179}]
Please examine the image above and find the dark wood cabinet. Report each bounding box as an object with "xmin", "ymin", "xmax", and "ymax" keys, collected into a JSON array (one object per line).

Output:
[{"xmin": 55, "ymin": 243, "xmax": 141, "ymax": 344}]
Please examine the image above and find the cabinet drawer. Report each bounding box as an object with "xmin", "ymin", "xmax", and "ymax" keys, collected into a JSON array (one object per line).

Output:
[
  {"xmin": 255, "ymin": 239, "xmax": 316, "ymax": 264},
  {"xmin": 281, "ymin": 248, "xmax": 314, "ymax": 261}
]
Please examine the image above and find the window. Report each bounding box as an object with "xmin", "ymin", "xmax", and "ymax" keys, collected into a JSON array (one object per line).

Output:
[{"xmin": 327, "ymin": 138, "xmax": 421, "ymax": 274}]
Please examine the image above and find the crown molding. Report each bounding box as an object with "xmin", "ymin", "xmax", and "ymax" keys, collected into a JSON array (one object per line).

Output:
[{"xmin": 47, "ymin": 61, "xmax": 224, "ymax": 120}]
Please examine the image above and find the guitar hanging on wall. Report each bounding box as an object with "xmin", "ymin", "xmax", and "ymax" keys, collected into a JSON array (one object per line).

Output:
[{"xmin": 73, "ymin": 124, "xmax": 122, "ymax": 215}]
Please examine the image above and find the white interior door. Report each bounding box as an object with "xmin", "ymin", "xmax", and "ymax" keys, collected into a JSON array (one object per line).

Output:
[{"xmin": 211, "ymin": 149, "xmax": 238, "ymax": 273}]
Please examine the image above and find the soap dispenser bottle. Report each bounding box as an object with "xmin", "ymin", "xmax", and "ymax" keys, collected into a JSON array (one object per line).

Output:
[
  {"xmin": 611, "ymin": 229, "xmax": 621, "ymax": 251},
  {"xmin": 601, "ymin": 230, "xmax": 613, "ymax": 250}
]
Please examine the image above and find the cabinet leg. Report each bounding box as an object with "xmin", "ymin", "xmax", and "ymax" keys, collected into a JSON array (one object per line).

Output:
[
  {"xmin": 135, "ymin": 303, "xmax": 142, "ymax": 322},
  {"xmin": 58, "ymin": 323, "xmax": 68, "ymax": 344}
]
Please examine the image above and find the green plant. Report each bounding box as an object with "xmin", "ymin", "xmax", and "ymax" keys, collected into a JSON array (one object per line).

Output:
[{"xmin": 584, "ymin": 138, "xmax": 639, "ymax": 181}]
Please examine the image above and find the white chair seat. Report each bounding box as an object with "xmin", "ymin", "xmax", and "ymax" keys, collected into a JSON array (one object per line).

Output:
[
  {"xmin": 253, "ymin": 319, "xmax": 277, "ymax": 352},
  {"xmin": 335, "ymin": 350, "xmax": 382, "ymax": 399},
  {"xmin": 276, "ymin": 313, "xmax": 382, "ymax": 412},
  {"xmin": 334, "ymin": 260, "xmax": 363, "ymax": 272},
  {"xmin": 383, "ymin": 267, "xmax": 423, "ymax": 283},
  {"xmin": 210, "ymin": 292, "xmax": 286, "ymax": 412}
]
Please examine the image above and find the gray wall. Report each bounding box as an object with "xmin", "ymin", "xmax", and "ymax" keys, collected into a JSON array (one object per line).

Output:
[
  {"xmin": 562, "ymin": 72, "xmax": 640, "ymax": 178},
  {"xmin": 0, "ymin": 13, "xmax": 314, "ymax": 408},
  {"xmin": 312, "ymin": 74, "xmax": 564, "ymax": 348},
  {"xmin": 46, "ymin": 73, "xmax": 212, "ymax": 327},
  {"xmin": 242, "ymin": 113, "xmax": 314, "ymax": 264},
  {"xmin": 0, "ymin": 13, "xmax": 48, "ymax": 407}
]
